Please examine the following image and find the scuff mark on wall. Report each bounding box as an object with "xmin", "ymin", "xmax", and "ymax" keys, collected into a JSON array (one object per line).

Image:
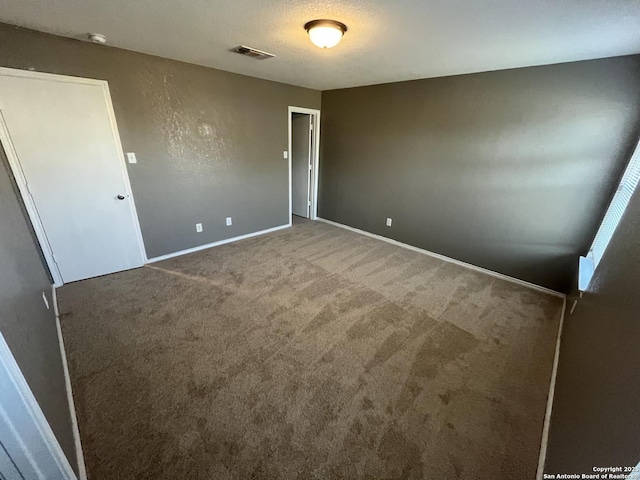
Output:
[
  {"xmin": 137, "ymin": 67, "xmax": 236, "ymax": 183},
  {"xmin": 198, "ymin": 123, "xmax": 213, "ymax": 138}
]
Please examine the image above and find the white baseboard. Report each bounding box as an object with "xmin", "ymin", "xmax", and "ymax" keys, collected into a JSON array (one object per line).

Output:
[
  {"xmin": 52, "ymin": 286, "xmax": 88, "ymax": 480},
  {"xmin": 536, "ymin": 296, "xmax": 567, "ymax": 479},
  {"xmin": 316, "ymin": 217, "xmax": 565, "ymax": 298},
  {"xmin": 146, "ymin": 224, "xmax": 290, "ymax": 264}
]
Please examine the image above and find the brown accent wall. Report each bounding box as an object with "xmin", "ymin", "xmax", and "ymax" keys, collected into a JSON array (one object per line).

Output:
[
  {"xmin": 0, "ymin": 146, "xmax": 77, "ymax": 473},
  {"xmin": 545, "ymin": 186, "xmax": 640, "ymax": 472},
  {"xmin": 319, "ymin": 56, "xmax": 640, "ymax": 292}
]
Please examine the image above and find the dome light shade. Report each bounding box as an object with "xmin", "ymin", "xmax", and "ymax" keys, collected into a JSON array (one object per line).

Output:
[{"xmin": 304, "ymin": 20, "xmax": 347, "ymax": 49}]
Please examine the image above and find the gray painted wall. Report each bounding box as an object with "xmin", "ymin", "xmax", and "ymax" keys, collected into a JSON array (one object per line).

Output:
[
  {"xmin": 545, "ymin": 184, "xmax": 640, "ymax": 473},
  {"xmin": 319, "ymin": 56, "xmax": 640, "ymax": 292},
  {"xmin": 0, "ymin": 23, "xmax": 320, "ymax": 259},
  {"xmin": 0, "ymin": 147, "xmax": 77, "ymax": 473}
]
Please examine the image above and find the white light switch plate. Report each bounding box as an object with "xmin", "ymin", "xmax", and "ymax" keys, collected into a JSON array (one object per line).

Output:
[
  {"xmin": 126, "ymin": 152, "xmax": 137, "ymax": 164},
  {"xmin": 283, "ymin": 151, "xmax": 288, "ymax": 159}
]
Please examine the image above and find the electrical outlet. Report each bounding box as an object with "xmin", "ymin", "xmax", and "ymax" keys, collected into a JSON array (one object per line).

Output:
[
  {"xmin": 126, "ymin": 152, "xmax": 137, "ymax": 164},
  {"xmin": 196, "ymin": 223, "xmax": 203, "ymax": 233},
  {"xmin": 226, "ymin": 217, "xmax": 232, "ymax": 226},
  {"xmin": 42, "ymin": 291, "xmax": 50, "ymax": 310},
  {"xmin": 283, "ymin": 151, "xmax": 288, "ymax": 159},
  {"xmin": 386, "ymin": 218, "xmax": 392, "ymax": 227}
]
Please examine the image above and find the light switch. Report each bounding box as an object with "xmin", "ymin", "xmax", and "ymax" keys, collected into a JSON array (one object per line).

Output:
[
  {"xmin": 283, "ymin": 151, "xmax": 288, "ymax": 159},
  {"xmin": 126, "ymin": 152, "xmax": 137, "ymax": 164}
]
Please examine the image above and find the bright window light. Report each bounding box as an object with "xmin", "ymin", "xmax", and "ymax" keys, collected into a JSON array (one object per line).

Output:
[{"xmin": 579, "ymin": 137, "xmax": 640, "ymax": 291}]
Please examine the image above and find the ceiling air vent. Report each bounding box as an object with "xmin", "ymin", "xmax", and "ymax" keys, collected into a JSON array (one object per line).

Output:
[{"xmin": 233, "ymin": 45, "xmax": 275, "ymax": 60}]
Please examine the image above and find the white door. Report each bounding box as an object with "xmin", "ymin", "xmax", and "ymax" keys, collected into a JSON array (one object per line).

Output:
[
  {"xmin": 0, "ymin": 71, "xmax": 145, "ymax": 283},
  {"xmin": 291, "ymin": 114, "xmax": 312, "ymax": 218},
  {"xmin": 0, "ymin": 441, "xmax": 23, "ymax": 479}
]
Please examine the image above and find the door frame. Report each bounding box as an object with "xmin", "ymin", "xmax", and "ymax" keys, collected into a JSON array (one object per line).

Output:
[
  {"xmin": 0, "ymin": 330, "xmax": 78, "ymax": 479},
  {"xmin": 288, "ymin": 106, "xmax": 321, "ymax": 223},
  {"xmin": 0, "ymin": 67, "xmax": 147, "ymax": 287}
]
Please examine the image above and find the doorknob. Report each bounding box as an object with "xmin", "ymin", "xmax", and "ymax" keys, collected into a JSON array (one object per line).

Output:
[{"xmin": 117, "ymin": 194, "xmax": 126, "ymax": 200}]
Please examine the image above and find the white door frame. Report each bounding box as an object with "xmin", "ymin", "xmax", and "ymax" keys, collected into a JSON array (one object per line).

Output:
[
  {"xmin": 288, "ymin": 106, "xmax": 321, "ymax": 223},
  {"xmin": 0, "ymin": 330, "xmax": 77, "ymax": 480},
  {"xmin": 0, "ymin": 67, "xmax": 147, "ymax": 287}
]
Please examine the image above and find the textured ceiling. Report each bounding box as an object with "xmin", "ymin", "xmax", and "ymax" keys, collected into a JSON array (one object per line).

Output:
[{"xmin": 1, "ymin": 0, "xmax": 639, "ymax": 90}]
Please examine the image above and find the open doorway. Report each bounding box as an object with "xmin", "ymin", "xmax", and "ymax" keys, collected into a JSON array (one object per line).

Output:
[{"xmin": 288, "ymin": 106, "xmax": 320, "ymax": 222}]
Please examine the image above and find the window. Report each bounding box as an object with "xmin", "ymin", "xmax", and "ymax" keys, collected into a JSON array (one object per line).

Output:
[{"xmin": 579, "ymin": 138, "xmax": 640, "ymax": 291}]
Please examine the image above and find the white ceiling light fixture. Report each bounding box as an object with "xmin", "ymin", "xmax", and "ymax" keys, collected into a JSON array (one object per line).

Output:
[{"xmin": 304, "ymin": 19, "xmax": 347, "ymax": 49}]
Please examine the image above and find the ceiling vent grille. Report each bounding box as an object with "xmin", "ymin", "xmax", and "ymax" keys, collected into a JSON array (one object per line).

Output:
[{"xmin": 233, "ymin": 45, "xmax": 275, "ymax": 60}]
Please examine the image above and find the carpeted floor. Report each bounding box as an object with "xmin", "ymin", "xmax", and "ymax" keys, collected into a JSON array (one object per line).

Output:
[{"xmin": 59, "ymin": 218, "xmax": 562, "ymax": 480}]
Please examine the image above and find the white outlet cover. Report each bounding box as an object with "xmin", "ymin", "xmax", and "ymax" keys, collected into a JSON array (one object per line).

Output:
[
  {"xmin": 126, "ymin": 152, "xmax": 137, "ymax": 164},
  {"xmin": 226, "ymin": 217, "xmax": 232, "ymax": 226},
  {"xmin": 386, "ymin": 218, "xmax": 393, "ymax": 226},
  {"xmin": 196, "ymin": 223, "xmax": 203, "ymax": 232},
  {"xmin": 283, "ymin": 151, "xmax": 288, "ymax": 159}
]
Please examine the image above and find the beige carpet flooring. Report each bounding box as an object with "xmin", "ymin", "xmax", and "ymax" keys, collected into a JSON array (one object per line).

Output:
[{"xmin": 59, "ymin": 218, "xmax": 563, "ymax": 480}]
